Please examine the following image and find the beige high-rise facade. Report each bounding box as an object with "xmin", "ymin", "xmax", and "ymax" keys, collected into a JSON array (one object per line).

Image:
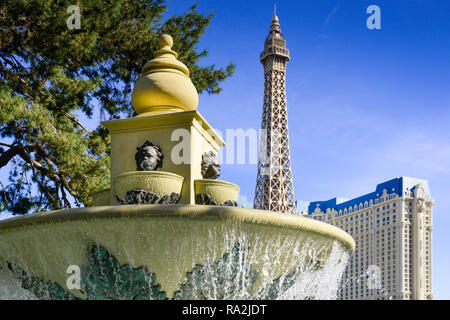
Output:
[{"xmin": 302, "ymin": 177, "xmax": 433, "ymax": 300}]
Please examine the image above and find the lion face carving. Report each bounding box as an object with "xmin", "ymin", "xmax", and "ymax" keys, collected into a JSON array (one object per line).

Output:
[
  {"xmin": 201, "ymin": 151, "xmax": 220, "ymax": 179},
  {"xmin": 135, "ymin": 141, "xmax": 163, "ymax": 171}
]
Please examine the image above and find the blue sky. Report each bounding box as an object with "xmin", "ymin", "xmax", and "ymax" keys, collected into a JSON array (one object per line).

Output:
[
  {"xmin": 166, "ymin": 0, "xmax": 450, "ymax": 298},
  {"xmin": 1, "ymin": 0, "xmax": 449, "ymax": 299}
]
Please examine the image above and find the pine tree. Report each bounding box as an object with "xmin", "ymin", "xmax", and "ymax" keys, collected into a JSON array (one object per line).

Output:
[{"xmin": 0, "ymin": 0, "xmax": 235, "ymax": 214}]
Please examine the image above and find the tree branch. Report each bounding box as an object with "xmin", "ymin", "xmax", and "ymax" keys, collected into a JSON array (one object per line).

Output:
[
  {"xmin": 0, "ymin": 144, "xmax": 44, "ymax": 170},
  {"xmin": 64, "ymin": 113, "xmax": 93, "ymax": 135},
  {"xmin": 2, "ymin": 143, "xmax": 79, "ymax": 208},
  {"xmin": 0, "ymin": 145, "xmax": 27, "ymax": 168}
]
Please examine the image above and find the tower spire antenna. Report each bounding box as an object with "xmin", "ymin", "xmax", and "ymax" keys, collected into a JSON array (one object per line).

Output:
[{"xmin": 271, "ymin": 3, "xmax": 279, "ymax": 25}]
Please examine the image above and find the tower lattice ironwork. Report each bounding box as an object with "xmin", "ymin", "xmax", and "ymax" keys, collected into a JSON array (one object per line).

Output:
[{"xmin": 254, "ymin": 9, "xmax": 296, "ymax": 214}]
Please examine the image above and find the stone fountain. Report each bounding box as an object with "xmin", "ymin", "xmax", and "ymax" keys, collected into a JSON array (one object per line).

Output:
[{"xmin": 0, "ymin": 35, "xmax": 354, "ymax": 300}]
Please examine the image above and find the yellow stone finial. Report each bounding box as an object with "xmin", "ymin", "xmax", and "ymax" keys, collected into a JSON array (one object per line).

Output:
[
  {"xmin": 131, "ymin": 34, "xmax": 198, "ymax": 117},
  {"xmin": 158, "ymin": 34, "xmax": 173, "ymax": 50}
]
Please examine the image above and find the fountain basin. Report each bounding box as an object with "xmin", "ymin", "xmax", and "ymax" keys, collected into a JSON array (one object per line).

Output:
[
  {"xmin": 114, "ymin": 171, "xmax": 184, "ymax": 202},
  {"xmin": 194, "ymin": 179, "xmax": 240, "ymax": 205},
  {"xmin": 92, "ymin": 189, "xmax": 110, "ymax": 206},
  {"xmin": 0, "ymin": 205, "xmax": 354, "ymax": 300}
]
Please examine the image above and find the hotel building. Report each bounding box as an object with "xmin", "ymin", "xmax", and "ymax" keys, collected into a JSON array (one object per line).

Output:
[{"xmin": 301, "ymin": 176, "xmax": 433, "ymax": 300}]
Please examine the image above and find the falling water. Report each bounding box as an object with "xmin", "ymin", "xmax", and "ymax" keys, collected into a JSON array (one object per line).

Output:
[{"xmin": 0, "ymin": 211, "xmax": 352, "ymax": 300}]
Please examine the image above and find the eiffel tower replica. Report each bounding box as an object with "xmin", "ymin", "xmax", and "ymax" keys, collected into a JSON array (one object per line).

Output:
[{"xmin": 254, "ymin": 7, "xmax": 296, "ymax": 214}]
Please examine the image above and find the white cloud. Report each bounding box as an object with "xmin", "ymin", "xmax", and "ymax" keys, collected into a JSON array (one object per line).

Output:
[{"xmin": 323, "ymin": 3, "xmax": 340, "ymax": 28}]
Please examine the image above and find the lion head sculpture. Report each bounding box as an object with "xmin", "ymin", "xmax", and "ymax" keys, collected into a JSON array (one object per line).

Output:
[
  {"xmin": 201, "ymin": 151, "xmax": 221, "ymax": 179},
  {"xmin": 135, "ymin": 141, "xmax": 163, "ymax": 171}
]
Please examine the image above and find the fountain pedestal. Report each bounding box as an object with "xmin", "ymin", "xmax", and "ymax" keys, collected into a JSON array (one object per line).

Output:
[{"xmin": 102, "ymin": 110, "xmax": 224, "ymax": 205}]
